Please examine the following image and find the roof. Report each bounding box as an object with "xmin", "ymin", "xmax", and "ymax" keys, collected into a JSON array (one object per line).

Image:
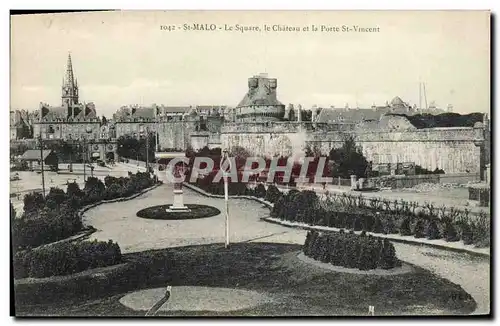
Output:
[
  {"xmin": 20, "ymin": 149, "xmax": 53, "ymax": 161},
  {"xmin": 237, "ymin": 75, "xmax": 284, "ymax": 108},
  {"xmin": 160, "ymin": 106, "xmax": 191, "ymax": 113},
  {"xmin": 41, "ymin": 106, "xmax": 67, "ymax": 120},
  {"xmin": 390, "ymin": 96, "xmax": 405, "ymax": 106},
  {"xmin": 315, "ymin": 107, "xmax": 383, "ymax": 123},
  {"xmin": 132, "ymin": 107, "xmax": 155, "ymax": 118},
  {"xmin": 40, "ymin": 103, "xmax": 97, "ymax": 121},
  {"xmin": 197, "ymin": 105, "xmax": 227, "ymax": 110}
]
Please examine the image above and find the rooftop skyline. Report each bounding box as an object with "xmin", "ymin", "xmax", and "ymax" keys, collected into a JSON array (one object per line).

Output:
[{"xmin": 11, "ymin": 10, "xmax": 490, "ymax": 116}]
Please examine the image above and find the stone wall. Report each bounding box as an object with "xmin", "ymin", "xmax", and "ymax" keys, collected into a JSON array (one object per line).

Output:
[{"xmin": 220, "ymin": 123, "xmax": 485, "ymax": 174}]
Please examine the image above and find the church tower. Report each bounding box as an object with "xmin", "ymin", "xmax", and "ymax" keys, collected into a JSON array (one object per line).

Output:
[{"xmin": 61, "ymin": 53, "xmax": 79, "ymax": 108}]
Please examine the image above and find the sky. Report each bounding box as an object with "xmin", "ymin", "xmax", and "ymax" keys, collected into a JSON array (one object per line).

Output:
[{"xmin": 10, "ymin": 10, "xmax": 490, "ymax": 116}]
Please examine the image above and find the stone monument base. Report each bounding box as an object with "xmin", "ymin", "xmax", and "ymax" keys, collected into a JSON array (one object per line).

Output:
[
  {"xmin": 166, "ymin": 189, "xmax": 191, "ymax": 212},
  {"xmin": 165, "ymin": 206, "xmax": 191, "ymax": 213}
]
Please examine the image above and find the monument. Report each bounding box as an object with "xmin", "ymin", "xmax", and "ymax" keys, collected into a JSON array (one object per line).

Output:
[{"xmin": 155, "ymin": 151, "xmax": 191, "ymax": 212}]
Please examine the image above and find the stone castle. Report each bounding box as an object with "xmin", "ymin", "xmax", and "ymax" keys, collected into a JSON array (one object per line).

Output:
[{"xmin": 12, "ymin": 54, "xmax": 491, "ymax": 177}]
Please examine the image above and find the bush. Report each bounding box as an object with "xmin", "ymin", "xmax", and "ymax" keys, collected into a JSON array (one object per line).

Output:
[
  {"xmin": 255, "ymin": 184, "xmax": 267, "ymax": 198},
  {"xmin": 414, "ymin": 219, "xmax": 426, "ymax": 238},
  {"xmin": 45, "ymin": 187, "xmax": 67, "ymax": 210},
  {"xmin": 265, "ymin": 185, "xmax": 282, "ymax": 203},
  {"xmin": 379, "ymin": 239, "xmax": 399, "ymax": 269},
  {"xmin": 12, "ymin": 204, "xmax": 83, "ymax": 251},
  {"xmin": 14, "ymin": 240, "xmax": 122, "ymax": 279},
  {"xmin": 399, "ymin": 217, "xmax": 413, "ymax": 236},
  {"xmin": 23, "ymin": 192, "xmax": 45, "ymax": 213},
  {"xmin": 304, "ymin": 231, "xmax": 400, "ymax": 270},
  {"xmin": 444, "ymin": 223, "xmax": 460, "ymax": 242},
  {"xmin": 384, "ymin": 217, "xmax": 398, "ymax": 234},
  {"xmin": 372, "ymin": 214, "xmax": 384, "ymax": 234},
  {"xmin": 426, "ymin": 219, "xmax": 442, "ymax": 240},
  {"xmin": 13, "ymin": 172, "xmax": 157, "ymax": 252},
  {"xmin": 461, "ymin": 223, "xmax": 474, "ymax": 245},
  {"xmin": 352, "ymin": 216, "xmax": 363, "ymax": 231}
]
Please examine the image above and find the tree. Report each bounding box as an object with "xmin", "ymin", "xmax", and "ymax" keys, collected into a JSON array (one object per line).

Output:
[{"xmin": 328, "ymin": 135, "xmax": 368, "ymax": 178}]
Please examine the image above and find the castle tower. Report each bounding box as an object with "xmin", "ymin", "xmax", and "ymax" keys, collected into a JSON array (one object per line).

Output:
[
  {"xmin": 234, "ymin": 73, "xmax": 285, "ymax": 122},
  {"xmin": 61, "ymin": 53, "xmax": 79, "ymax": 108}
]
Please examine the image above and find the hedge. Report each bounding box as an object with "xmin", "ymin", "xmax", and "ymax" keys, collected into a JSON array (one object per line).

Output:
[
  {"xmin": 13, "ymin": 240, "xmax": 122, "ymax": 279},
  {"xmin": 12, "ymin": 171, "xmax": 158, "ymax": 252},
  {"xmin": 271, "ymin": 189, "xmax": 490, "ymax": 248},
  {"xmin": 303, "ymin": 230, "xmax": 401, "ymax": 270}
]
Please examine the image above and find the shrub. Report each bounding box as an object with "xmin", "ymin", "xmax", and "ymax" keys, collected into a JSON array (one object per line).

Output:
[
  {"xmin": 426, "ymin": 219, "xmax": 442, "ymax": 240},
  {"xmin": 13, "ymin": 172, "xmax": 157, "ymax": 252},
  {"xmin": 304, "ymin": 231, "xmax": 400, "ymax": 270},
  {"xmin": 384, "ymin": 217, "xmax": 398, "ymax": 234},
  {"xmin": 379, "ymin": 239, "xmax": 399, "ymax": 269},
  {"xmin": 352, "ymin": 216, "xmax": 363, "ymax": 231},
  {"xmin": 255, "ymin": 184, "xmax": 267, "ymax": 198},
  {"xmin": 265, "ymin": 185, "xmax": 282, "ymax": 203},
  {"xmin": 444, "ymin": 223, "xmax": 460, "ymax": 242},
  {"xmin": 372, "ymin": 214, "xmax": 384, "ymax": 234},
  {"xmin": 461, "ymin": 223, "xmax": 474, "ymax": 245},
  {"xmin": 14, "ymin": 240, "xmax": 122, "ymax": 279},
  {"xmin": 67, "ymin": 182, "xmax": 84, "ymax": 200},
  {"xmin": 12, "ymin": 204, "xmax": 83, "ymax": 251},
  {"xmin": 414, "ymin": 219, "xmax": 426, "ymax": 238},
  {"xmin": 303, "ymin": 231, "xmax": 313, "ymax": 256},
  {"xmin": 399, "ymin": 217, "xmax": 412, "ymax": 236},
  {"xmin": 23, "ymin": 192, "xmax": 45, "ymax": 213}
]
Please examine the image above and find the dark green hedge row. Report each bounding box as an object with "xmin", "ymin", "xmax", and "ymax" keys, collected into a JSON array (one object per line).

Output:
[
  {"xmin": 14, "ymin": 240, "xmax": 122, "ymax": 279},
  {"xmin": 271, "ymin": 188, "xmax": 490, "ymax": 248},
  {"xmin": 303, "ymin": 230, "xmax": 400, "ymax": 270},
  {"xmin": 12, "ymin": 172, "xmax": 158, "ymax": 251}
]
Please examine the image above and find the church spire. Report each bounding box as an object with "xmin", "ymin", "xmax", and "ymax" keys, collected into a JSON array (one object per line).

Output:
[
  {"xmin": 65, "ymin": 53, "xmax": 74, "ymax": 87},
  {"xmin": 62, "ymin": 52, "xmax": 79, "ymax": 107}
]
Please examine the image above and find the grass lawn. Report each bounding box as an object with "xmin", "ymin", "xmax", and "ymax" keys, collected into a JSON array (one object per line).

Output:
[{"xmin": 14, "ymin": 242, "xmax": 476, "ymax": 316}]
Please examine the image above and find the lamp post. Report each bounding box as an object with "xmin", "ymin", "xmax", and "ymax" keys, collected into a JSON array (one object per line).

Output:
[
  {"xmin": 220, "ymin": 149, "xmax": 231, "ymax": 248},
  {"xmin": 38, "ymin": 133, "xmax": 46, "ymax": 198},
  {"xmin": 140, "ymin": 127, "xmax": 150, "ymax": 172},
  {"xmin": 83, "ymin": 126, "xmax": 93, "ymax": 182}
]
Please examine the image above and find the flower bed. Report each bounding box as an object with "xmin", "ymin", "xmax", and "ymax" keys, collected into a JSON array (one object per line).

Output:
[{"xmin": 303, "ymin": 230, "xmax": 401, "ymax": 270}]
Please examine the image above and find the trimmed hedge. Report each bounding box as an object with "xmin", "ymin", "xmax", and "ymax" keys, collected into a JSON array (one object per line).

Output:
[
  {"xmin": 13, "ymin": 240, "xmax": 122, "ymax": 279},
  {"xmin": 12, "ymin": 171, "xmax": 158, "ymax": 252},
  {"xmin": 272, "ymin": 189, "xmax": 490, "ymax": 248},
  {"xmin": 303, "ymin": 230, "xmax": 401, "ymax": 270}
]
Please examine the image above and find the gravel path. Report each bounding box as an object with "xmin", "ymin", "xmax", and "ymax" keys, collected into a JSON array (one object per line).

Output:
[{"xmin": 83, "ymin": 182, "xmax": 490, "ymax": 315}]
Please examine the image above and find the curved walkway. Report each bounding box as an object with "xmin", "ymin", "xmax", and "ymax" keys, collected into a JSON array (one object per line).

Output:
[{"xmin": 83, "ymin": 183, "xmax": 490, "ymax": 315}]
